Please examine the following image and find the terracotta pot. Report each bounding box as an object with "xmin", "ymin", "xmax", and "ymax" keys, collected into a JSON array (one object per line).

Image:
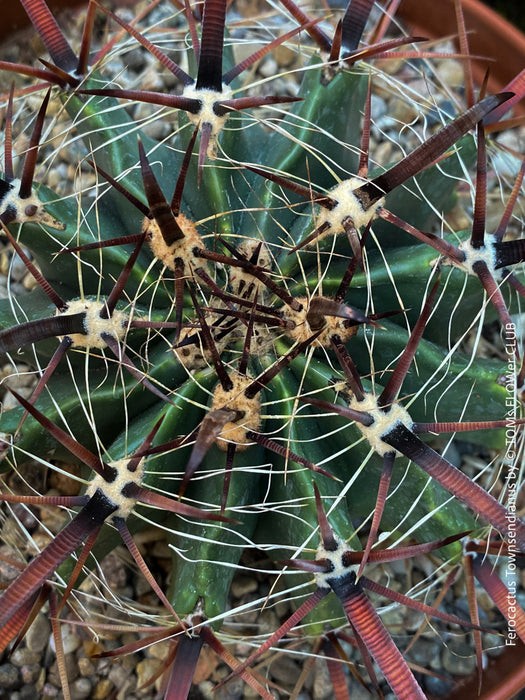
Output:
[
  {"xmin": 433, "ymin": 640, "xmax": 525, "ymax": 700},
  {"xmin": 398, "ymin": 0, "xmax": 525, "ymax": 115},
  {"xmin": 0, "ymin": 0, "xmax": 135, "ymax": 42},
  {"xmin": 0, "ymin": 0, "xmax": 86, "ymax": 40}
]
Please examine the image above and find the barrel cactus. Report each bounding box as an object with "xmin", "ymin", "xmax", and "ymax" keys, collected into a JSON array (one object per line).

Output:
[{"xmin": 0, "ymin": 0, "xmax": 524, "ymax": 697}]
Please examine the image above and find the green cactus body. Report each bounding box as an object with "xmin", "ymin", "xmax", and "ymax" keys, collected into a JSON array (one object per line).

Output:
[{"xmin": 166, "ymin": 441, "xmax": 266, "ymax": 624}]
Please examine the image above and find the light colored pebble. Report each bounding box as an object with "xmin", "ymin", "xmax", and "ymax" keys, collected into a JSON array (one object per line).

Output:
[
  {"xmin": 435, "ymin": 59, "xmax": 465, "ymax": 90},
  {"xmin": 312, "ymin": 659, "xmax": 332, "ymax": 700},
  {"xmin": 92, "ymin": 678, "xmax": 114, "ymax": 699},
  {"xmin": 10, "ymin": 648, "xmax": 40, "ymax": 667},
  {"xmin": 77, "ymin": 655, "xmax": 96, "ymax": 677},
  {"xmin": 74, "ymin": 172, "xmax": 97, "ymax": 192},
  {"xmin": 259, "ymin": 56, "xmax": 279, "ymax": 79},
  {"xmin": 136, "ymin": 658, "xmax": 161, "ymax": 690},
  {"xmin": 147, "ymin": 639, "xmax": 171, "ymax": 660},
  {"xmin": 371, "ymin": 94, "xmax": 387, "ymax": 120},
  {"xmin": 140, "ymin": 66, "xmax": 166, "ymax": 92},
  {"xmin": 141, "ymin": 118, "xmax": 172, "ymax": 140},
  {"xmin": 60, "ymin": 626, "xmax": 83, "ymax": 655},
  {"xmin": 9, "ymin": 253, "xmax": 30, "ymax": 283},
  {"xmin": 274, "ymin": 44, "xmax": 297, "ymax": 68},
  {"xmin": 25, "ymin": 614, "xmax": 51, "ymax": 653},
  {"xmin": 108, "ymin": 663, "xmax": 134, "ymax": 689},
  {"xmin": 70, "ymin": 677, "xmax": 93, "ymax": 700},
  {"xmin": 23, "ymin": 274, "xmax": 39, "ymax": 290}
]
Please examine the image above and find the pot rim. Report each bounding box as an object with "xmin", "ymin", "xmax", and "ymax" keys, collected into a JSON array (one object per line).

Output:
[{"xmin": 398, "ymin": 0, "xmax": 525, "ymax": 115}]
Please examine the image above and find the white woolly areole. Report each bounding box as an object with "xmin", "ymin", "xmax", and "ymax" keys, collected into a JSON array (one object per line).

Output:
[
  {"xmin": 314, "ymin": 531, "xmax": 359, "ymax": 590},
  {"xmin": 455, "ymin": 237, "xmax": 499, "ymax": 277},
  {"xmin": 173, "ymin": 324, "xmax": 228, "ymax": 371},
  {"xmin": 59, "ymin": 299, "xmax": 128, "ymax": 349},
  {"xmin": 282, "ymin": 297, "xmax": 359, "ymax": 346},
  {"xmin": 182, "ymin": 84, "xmax": 233, "ymax": 160},
  {"xmin": 314, "ymin": 177, "xmax": 385, "ymax": 243},
  {"xmin": 85, "ymin": 457, "xmax": 145, "ymax": 519},
  {"xmin": 348, "ymin": 393, "xmax": 414, "ymax": 457},
  {"xmin": 184, "ymin": 601, "xmax": 207, "ymax": 634},
  {"xmin": 229, "ymin": 240, "xmax": 273, "ymax": 301},
  {"xmin": 143, "ymin": 213, "xmax": 205, "ymax": 272},
  {"xmin": 1, "ymin": 178, "xmax": 64, "ymax": 230},
  {"xmin": 210, "ymin": 375, "xmax": 261, "ymax": 451},
  {"xmin": 319, "ymin": 50, "xmax": 367, "ymax": 85},
  {"xmin": 321, "ymin": 59, "xmax": 346, "ymax": 85}
]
